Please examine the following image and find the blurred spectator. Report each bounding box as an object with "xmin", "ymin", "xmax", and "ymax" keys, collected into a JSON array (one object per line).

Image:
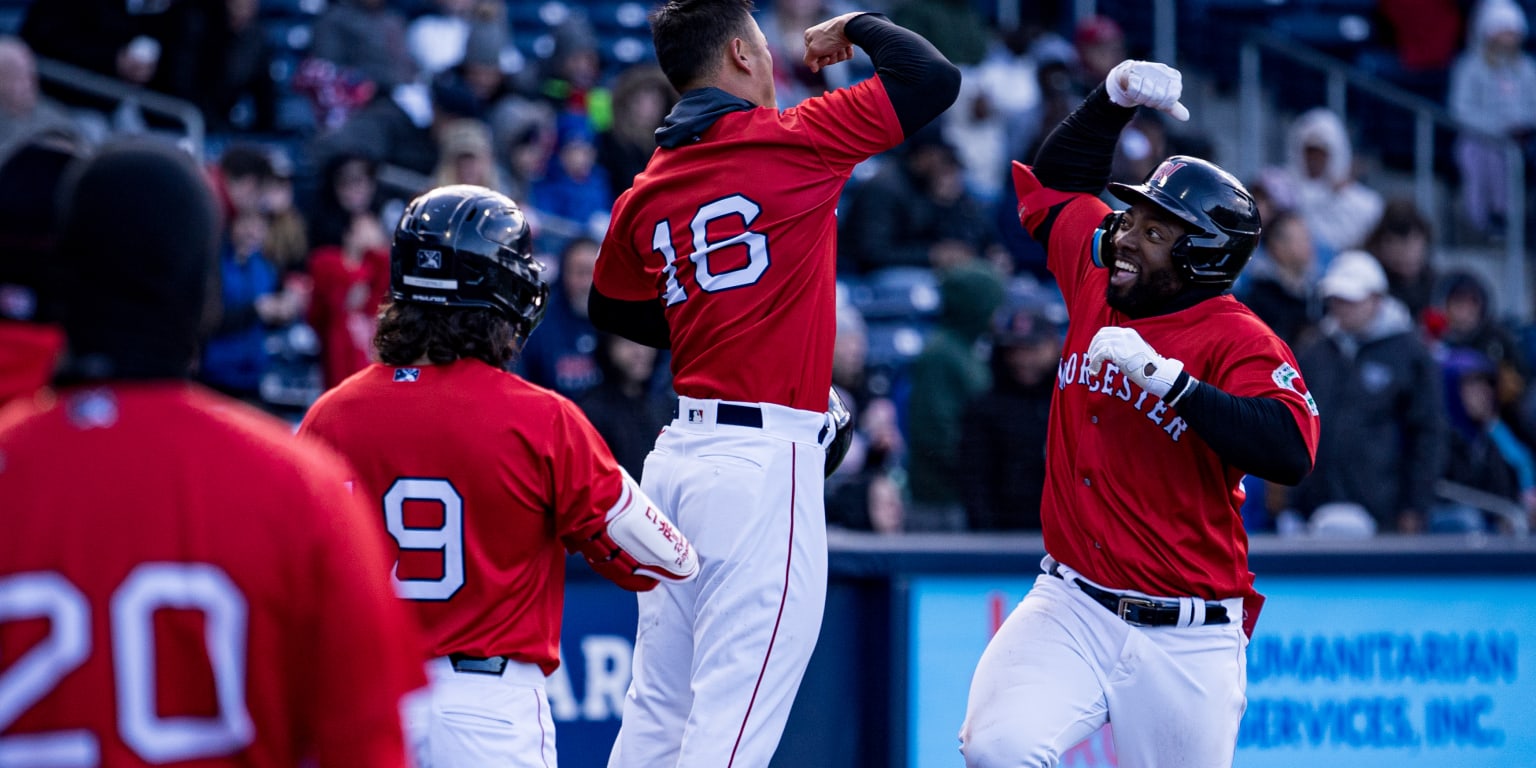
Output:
[
  {"xmin": 892, "ymin": 0, "xmax": 989, "ymax": 67},
  {"xmin": 0, "ymin": 133, "xmax": 81, "ymax": 405},
  {"xmin": 308, "ymin": 0, "xmax": 413, "ymax": 95},
  {"xmin": 539, "ymin": 16, "xmax": 611, "ymax": 132},
  {"xmin": 209, "ymin": 143, "xmax": 273, "ymax": 221},
  {"xmin": 598, "ymin": 65, "xmax": 675, "ymax": 196},
  {"xmin": 531, "ymin": 112, "xmax": 612, "ymax": 237},
  {"xmin": 493, "ymin": 99, "xmax": 557, "ymax": 204},
  {"xmin": 1365, "ymin": 198, "xmax": 1440, "ymax": 323},
  {"xmin": 1436, "ymin": 270, "xmax": 1533, "ymax": 439},
  {"xmin": 1449, "ymin": 0, "xmax": 1536, "ymax": 238},
  {"xmin": 1238, "ymin": 210, "xmax": 1320, "ymax": 349},
  {"xmin": 193, "ymin": 0, "xmax": 277, "ymax": 133},
  {"xmin": 518, "ymin": 236, "xmax": 601, "ymax": 398},
  {"xmin": 1110, "ymin": 110, "xmax": 1167, "ymax": 187},
  {"xmin": 406, "ymin": 0, "xmax": 476, "ymax": 78},
  {"xmin": 761, "ymin": 0, "xmax": 872, "ymax": 108},
  {"xmin": 432, "ymin": 118, "xmax": 507, "ymax": 192},
  {"xmin": 840, "ymin": 128, "xmax": 993, "ymax": 274},
  {"xmin": 1073, "ymin": 15, "xmax": 1126, "ymax": 89},
  {"xmin": 430, "ymin": 7, "xmax": 528, "ymax": 123},
  {"xmin": 1376, "ymin": 0, "xmax": 1464, "ymax": 72},
  {"xmin": 946, "ymin": 26, "xmax": 1042, "ymax": 201},
  {"xmin": 826, "ymin": 297, "xmax": 905, "ymax": 533},
  {"xmin": 1290, "ymin": 250, "xmax": 1446, "ymax": 534},
  {"xmin": 956, "ymin": 306, "xmax": 1060, "ymax": 532},
  {"xmin": 577, "ymin": 333, "xmax": 674, "ymax": 478},
  {"xmin": 1433, "ymin": 348, "xmax": 1536, "ymax": 532},
  {"xmin": 905, "ymin": 263, "xmax": 1004, "ymax": 531},
  {"xmin": 312, "ymin": 84, "xmax": 439, "ymax": 175},
  {"xmin": 20, "ymin": 0, "xmax": 203, "ymax": 99},
  {"xmin": 308, "ymin": 212, "xmax": 390, "ymax": 390},
  {"xmin": 0, "ymin": 37, "xmax": 79, "ymax": 155},
  {"xmin": 262, "ymin": 149, "xmax": 308, "ymax": 275},
  {"xmin": 1264, "ymin": 107, "xmax": 1384, "ymax": 255},
  {"xmin": 309, "ymin": 151, "xmax": 382, "ymax": 249},
  {"xmin": 200, "ymin": 211, "xmax": 296, "ymax": 404}
]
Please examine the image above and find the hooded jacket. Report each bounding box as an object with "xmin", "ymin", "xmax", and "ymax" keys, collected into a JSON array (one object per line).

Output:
[
  {"xmin": 906, "ymin": 264, "xmax": 1004, "ymax": 505},
  {"xmin": 1284, "ymin": 108, "xmax": 1385, "ymax": 253},
  {"xmin": 1292, "ymin": 296, "xmax": 1447, "ymax": 527}
]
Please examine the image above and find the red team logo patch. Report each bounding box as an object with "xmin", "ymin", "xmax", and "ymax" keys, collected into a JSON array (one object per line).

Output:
[{"xmin": 1149, "ymin": 161, "xmax": 1186, "ymax": 186}]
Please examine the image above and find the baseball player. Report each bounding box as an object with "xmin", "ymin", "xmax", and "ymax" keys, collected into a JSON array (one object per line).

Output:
[
  {"xmin": 0, "ymin": 139, "xmax": 426, "ymax": 766},
  {"xmin": 297, "ymin": 185, "xmax": 698, "ymax": 768},
  {"xmin": 0, "ymin": 134, "xmax": 80, "ymax": 405},
  {"xmin": 959, "ymin": 60, "xmax": 1322, "ymax": 768},
  {"xmin": 589, "ymin": 2, "xmax": 958, "ymax": 765}
]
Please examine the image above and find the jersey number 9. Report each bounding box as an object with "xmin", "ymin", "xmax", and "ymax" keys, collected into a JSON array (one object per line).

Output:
[{"xmin": 382, "ymin": 477, "xmax": 465, "ymax": 601}]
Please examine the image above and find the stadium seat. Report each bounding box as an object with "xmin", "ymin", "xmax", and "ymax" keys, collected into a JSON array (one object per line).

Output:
[{"xmin": 849, "ymin": 267, "xmax": 942, "ymax": 322}]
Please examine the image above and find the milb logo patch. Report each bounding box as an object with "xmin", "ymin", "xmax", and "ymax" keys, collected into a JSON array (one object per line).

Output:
[
  {"xmin": 393, "ymin": 368, "xmax": 421, "ymax": 383},
  {"xmin": 1272, "ymin": 362, "xmax": 1319, "ymax": 416},
  {"xmin": 417, "ymin": 249, "xmax": 442, "ymax": 269}
]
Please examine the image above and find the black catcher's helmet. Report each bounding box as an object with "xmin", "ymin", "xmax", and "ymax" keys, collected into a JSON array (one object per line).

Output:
[
  {"xmin": 825, "ymin": 386, "xmax": 855, "ymax": 478},
  {"xmin": 391, "ymin": 185, "xmax": 549, "ymax": 335},
  {"xmin": 1106, "ymin": 155, "xmax": 1261, "ymax": 288}
]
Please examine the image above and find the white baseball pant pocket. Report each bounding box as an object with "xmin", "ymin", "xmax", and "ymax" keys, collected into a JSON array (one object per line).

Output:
[{"xmin": 409, "ymin": 658, "xmax": 557, "ymax": 768}]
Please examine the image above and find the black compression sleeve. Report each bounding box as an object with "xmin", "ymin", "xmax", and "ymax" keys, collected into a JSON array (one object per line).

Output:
[
  {"xmin": 587, "ymin": 287, "xmax": 671, "ymax": 350},
  {"xmin": 844, "ymin": 13, "xmax": 960, "ymax": 138},
  {"xmin": 1175, "ymin": 380, "xmax": 1314, "ymax": 485},
  {"xmin": 1030, "ymin": 85, "xmax": 1137, "ymax": 193}
]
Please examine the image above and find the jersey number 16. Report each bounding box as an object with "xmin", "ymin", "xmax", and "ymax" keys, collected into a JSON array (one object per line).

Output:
[{"xmin": 654, "ymin": 194, "xmax": 770, "ymax": 306}]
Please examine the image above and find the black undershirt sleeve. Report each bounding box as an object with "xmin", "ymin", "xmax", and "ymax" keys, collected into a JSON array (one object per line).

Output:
[
  {"xmin": 587, "ymin": 286, "xmax": 671, "ymax": 350},
  {"xmin": 844, "ymin": 13, "xmax": 960, "ymax": 138},
  {"xmin": 1175, "ymin": 380, "xmax": 1314, "ymax": 486},
  {"xmin": 1030, "ymin": 85, "xmax": 1137, "ymax": 194}
]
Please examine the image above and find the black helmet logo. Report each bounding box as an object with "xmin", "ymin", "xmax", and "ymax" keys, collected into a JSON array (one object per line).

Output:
[{"xmin": 417, "ymin": 249, "xmax": 442, "ymax": 269}]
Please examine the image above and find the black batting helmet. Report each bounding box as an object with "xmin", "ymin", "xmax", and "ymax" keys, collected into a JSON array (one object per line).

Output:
[
  {"xmin": 391, "ymin": 185, "xmax": 549, "ymax": 336},
  {"xmin": 1106, "ymin": 155, "xmax": 1261, "ymax": 288}
]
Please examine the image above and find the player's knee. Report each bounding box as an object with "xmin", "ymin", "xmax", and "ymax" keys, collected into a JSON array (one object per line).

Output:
[{"xmin": 959, "ymin": 719, "xmax": 1058, "ymax": 768}]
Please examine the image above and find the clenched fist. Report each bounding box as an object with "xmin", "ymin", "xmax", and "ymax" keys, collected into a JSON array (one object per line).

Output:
[
  {"xmin": 1105, "ymin": 60, "xmax": 1190, "ymax": 122},
  {"xmin": 1086, "ymin": 326, "xmax": 1196, "ymax": 404}
]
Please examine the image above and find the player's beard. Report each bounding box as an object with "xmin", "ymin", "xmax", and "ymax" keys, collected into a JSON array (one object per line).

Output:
[{"xmin": 1105, "ymin": 263, "xmax": 1183, "ymax": 317}]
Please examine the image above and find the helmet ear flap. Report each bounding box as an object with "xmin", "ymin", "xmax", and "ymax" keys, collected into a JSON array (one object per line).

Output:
[{"xmin": 1091, "ymin": 211, "xmax": 1122, "ymax": 269}]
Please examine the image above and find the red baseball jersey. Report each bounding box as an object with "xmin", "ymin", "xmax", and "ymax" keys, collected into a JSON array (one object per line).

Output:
[
  {"xmin": 0, "ymin": 321, "xmax": 63, "ymax": 406},
  {"xmin": 1014, "ymin": 162, "xmax": 1321, "ymax": 600},
  {"xmin": 297, "ymin": 360, "xmax": 626, "ymax": 674},
  {"xmin": 0, "ymin": 382, "xmax": 424, "ymax": 767},
  {"xmin": 595, "ymin": 80, "xmax": 905, "ymax": 412}
]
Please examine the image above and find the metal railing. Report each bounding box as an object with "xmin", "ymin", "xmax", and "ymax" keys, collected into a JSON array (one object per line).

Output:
[
  {"xmin": 1237, "ymin": 29, "xmax": 1528, "ymax": 319},
  {"xmin": 34, "ymin": 56, "xmax": 204, "ymax": 158}
]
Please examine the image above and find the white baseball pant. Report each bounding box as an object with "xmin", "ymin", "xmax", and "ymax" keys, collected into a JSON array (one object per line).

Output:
[
  {"xmin": 406, "ymin": 656, "xmax": 557, "ymax": 768},
  {"xmin": 609, "ymin": 396, "xmax": 833, "ymax": 768},
  {"xmin": 960, "ymin": 557, "xmax": 1247, "ymax": 768}
]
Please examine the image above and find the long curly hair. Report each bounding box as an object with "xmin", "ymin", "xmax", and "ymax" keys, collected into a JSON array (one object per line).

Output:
[{"xmin": 374, "ymin": 301, "xmax": 519, "ymax": 369}]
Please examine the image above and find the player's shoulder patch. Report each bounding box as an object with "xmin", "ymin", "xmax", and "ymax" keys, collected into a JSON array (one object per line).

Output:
[{"xmin": 1271, "ymin": 362, "xmax": 1320, "ymax": 416}]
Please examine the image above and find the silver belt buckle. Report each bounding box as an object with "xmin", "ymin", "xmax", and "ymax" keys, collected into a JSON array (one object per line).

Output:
[{"xmin": 1116, "ymin": 596, "xmax": 1159, "ymax": 625}]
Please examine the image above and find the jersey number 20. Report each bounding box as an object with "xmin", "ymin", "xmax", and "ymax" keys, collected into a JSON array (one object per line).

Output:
[
  {"xmin": 654, "ymin": 194, "xmax": 770, "ymax": 306},
  {"xmin": 0, "ymin": 565, "xmax": 251, "ymax": 765}
]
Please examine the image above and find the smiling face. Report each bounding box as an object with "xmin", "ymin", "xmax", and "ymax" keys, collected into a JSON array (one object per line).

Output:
[{"xmin": 1105, "ymin": 202, "xmax": 1189, "ymax": 315}]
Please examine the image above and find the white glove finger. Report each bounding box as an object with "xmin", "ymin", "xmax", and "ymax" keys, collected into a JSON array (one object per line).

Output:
[{"xmin": 1166, "ymin": 101, "xmax": 1191, "ymax": 122}]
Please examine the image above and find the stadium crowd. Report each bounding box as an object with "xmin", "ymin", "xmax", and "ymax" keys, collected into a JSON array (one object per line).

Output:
[{"xmin": 3, "ymin": 0, "xmax": 1536, "ymax": 538}]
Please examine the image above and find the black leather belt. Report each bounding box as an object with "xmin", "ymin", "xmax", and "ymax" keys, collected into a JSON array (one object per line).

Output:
[
  {"xmin": 1050, "ymin": 565, "xmax": 1229, "ymax": 627},
  {"xmin": 677, "ymin": 402, "xmax": 763, "ymax": 428},
  {"xmin": 448, "ymin": 654, "xmax": 509, "ymax": 675}
]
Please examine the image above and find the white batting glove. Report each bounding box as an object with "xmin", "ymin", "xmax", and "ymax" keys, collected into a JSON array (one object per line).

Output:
[
  {"xmin": 1086, "ymin": 327, "xmax": 1196, "ymax": 404},
  {"xmin": 1105, "ymin": 60, "xmax": 1190, "ymax": 122}
]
